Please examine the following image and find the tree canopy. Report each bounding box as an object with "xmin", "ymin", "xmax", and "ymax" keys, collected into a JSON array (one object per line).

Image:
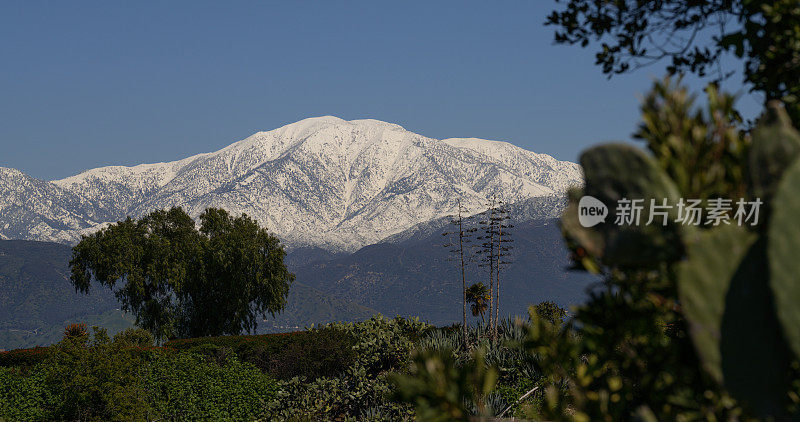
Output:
[
  {"xmin": 547, "ymin": 0, "xmax": 800, "ymax": 124},
  {"xmin": 69, "ymin": 207, "xmax": 294, "ymax": 340}
]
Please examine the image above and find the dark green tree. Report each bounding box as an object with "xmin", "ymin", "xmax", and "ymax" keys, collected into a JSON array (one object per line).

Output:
[
  {"xmin": 547, "ymin": 0, "xmax": 800, "ymax": 125},
  {"xmin": 70, "ymin": 207, "xmax": 293, "ymax": 340}
]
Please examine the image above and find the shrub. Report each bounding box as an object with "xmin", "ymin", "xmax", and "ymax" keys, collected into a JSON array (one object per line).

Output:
[
  {"xmin": 1, "ymin": 315, "xmax": 434, "ymax": 421},
  {"xmin": 327, "ymin": 315, "xmax": 431, "ymax": 376},
  {"xmin": 0, "ymin": 327, "xmax": 277, "ymax": 421},
  {"xmin": 165, "ymin": 331, "xmax": 297, "ymax": 351},
  {"xmin": 166, "ymin": 327, "xmax": 358, "ymax": 380},
  {"xmin": 263, "ymin": 316, "xmax": 430, "ymax": 421},
  {"xmin": 0, "ymin": 366, "xmax": 54, "ymax": 421},
  {"xmin": 531, "ymin": 301, "xmax": 567, "ymax": 325},
  {"xmin": 266, "ymin": 369, "xmax": 411, "ymax": 421},
  {"xmin": 38, "ymin": 328, "xmax": 153, "ymax": 420},
  {"xmin": 238, "ymin": 327, "xmax": 356, "ymax": 379},
  {"xmin": 0, "ymin": 346, "xmax": 53, "ymax": 368},
  {"xmin": 112, "ymin": 328, "xmax": 154, "ymax": 347},
  {"xmin": 144, "ymin": 352, "xmax": 277, "ymax": 421}
]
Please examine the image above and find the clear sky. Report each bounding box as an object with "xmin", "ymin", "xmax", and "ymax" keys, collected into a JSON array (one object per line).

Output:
[{"xmin": 0, "ymin": 1, "xmax": 762, "ymax": 181}]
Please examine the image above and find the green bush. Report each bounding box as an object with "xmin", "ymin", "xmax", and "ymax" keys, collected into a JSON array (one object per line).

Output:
[
  {"xmin": 263, "ymin": 315, "xmax": 430, "ymax": 421},
  {"xmin": 0, "ymin": 367, "xmax": 53, "ymax": 421},
  {"xmin": 144, "ymin": 352, "xmax": 276, "ymax": 421},
  {"xmin": 328, "ymin": 315, "xmax": 431, "ymax": 376},
  {"xmin": 0, "ymin": 346, "xmax": 53, "ymax": 368},
  {"xmin": 165, "ymin": 327, "xmax": 358, "ymax": 380},
  {"xmin": 3, "ymin": 315, "xmax": 480, "ymax": 421},
  {"xmin": 0, "ymin": 327, "xmax": 277, "ymax": 421},
  {"xmin": 112, "ymin": 328, "xmax": 154, "ymax": 347}
]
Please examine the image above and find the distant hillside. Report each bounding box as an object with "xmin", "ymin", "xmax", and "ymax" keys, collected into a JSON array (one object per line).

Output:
[
  {"xmin": 0, "ymin": 218, "xmax": 595, "ymax": 348},
  {"xmin": 256, "ymin": 281, "xmax": 377, "ymax": 332},
  {"xmin": 294, "ymin": 219, "xmax": 597, "ymax": 325},
  {"xmin": 0, "ymin": 240, "xmax": 377, "ymax": 350},
  {"xmin": 0, "ymin": 240, "xmax": 123, "ymax": 349}
]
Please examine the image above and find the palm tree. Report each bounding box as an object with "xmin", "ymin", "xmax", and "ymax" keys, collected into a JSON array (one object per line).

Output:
[{"xmin": 466, "ymin": 282, "xmax": 490, "ymax": 325}]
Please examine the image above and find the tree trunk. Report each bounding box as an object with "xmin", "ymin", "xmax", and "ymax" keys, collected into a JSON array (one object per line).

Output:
[
  {"xmin": 494, "ymin": 221, "xmax": 502, "ymax": 341},
  {"xmin": 458, "ymin": 200, "xmax": 467, "ymax": 349},
  {"xmin": 487, "ymin": 206, "xmax": 495, "ymax": 342}
]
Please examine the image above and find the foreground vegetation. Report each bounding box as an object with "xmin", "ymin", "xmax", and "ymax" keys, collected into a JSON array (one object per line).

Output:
[
  {"xmin": 1, "ymin": 313, "xmax": 557, "ymax": 421},
  {"xmin": 0, "ymin": 325, "xmax": 277, "ymax": 421}
]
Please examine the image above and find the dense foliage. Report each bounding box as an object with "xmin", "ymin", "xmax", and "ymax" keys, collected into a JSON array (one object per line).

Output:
[
  {"xmin": 165, "ymin": 327, "xmax": 358, "ymax": 380},
  {"xmin": 70, "ymin": 207, "xmax": 294, "ymax": 340},
  {"xmin": 263, "ymin": 316, "xmax": 430, "ymax": 421},
  {"xmin": 0, "ymin": 327, "xmax": 277, "ymax": 421},
  {"xmin": 1, "ymin": 314, "xmax": 563, "ymax": 420},
  {"xmin": 0, "ymin": 347, "xmax": 53, "ymax": 368}
]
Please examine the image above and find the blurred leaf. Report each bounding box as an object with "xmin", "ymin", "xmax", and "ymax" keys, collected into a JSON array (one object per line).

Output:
[{"xmin": 769, "ymin": 157, "xmax": 800, "ymax": 357}]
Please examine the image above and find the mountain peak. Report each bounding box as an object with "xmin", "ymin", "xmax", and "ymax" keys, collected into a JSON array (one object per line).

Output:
[
  {"xmin": 2, "ymin": 118, "xmax": 583, "ymax": 251},
  {"xmin": 278, "ymin": 115, "xmax": 346, "ymax": 130},
  {"xmin": 263, "ymin": 116, "xmax": 406, "ymax": 139}
]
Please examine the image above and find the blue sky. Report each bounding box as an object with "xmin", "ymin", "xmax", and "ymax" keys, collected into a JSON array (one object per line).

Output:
[{"xmin": 0, "ymin": 1, "xmax": 762, "ymax": 180}]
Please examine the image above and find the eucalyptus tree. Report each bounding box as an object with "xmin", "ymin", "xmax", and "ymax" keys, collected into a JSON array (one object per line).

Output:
[{"xmin": 70, "ymin": 207, "xmax": 294, "ymax": 340}]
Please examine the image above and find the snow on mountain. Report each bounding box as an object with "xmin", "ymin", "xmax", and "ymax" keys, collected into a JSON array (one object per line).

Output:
[
  {"xmin": 1, "ymin": 117, "xmax": 582, "ymax": 251},
  {"xmin": 0, "ymin": 167, "xmax": 111, "ymax": 243}
]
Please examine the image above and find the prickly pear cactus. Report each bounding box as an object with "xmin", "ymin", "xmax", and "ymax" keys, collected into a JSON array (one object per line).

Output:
[
  {"xmin": 674, "ymin": 103, "xmax": 800, "ymax": 417},
  {"xmin": 768, "ymin": 156, "xmax": 800, "ymax": 358},
  {"xmin": 748, "ymin": 102, "xmax": 800, "ymax": 209},
  {"xmin": 561, "ymin": 97, "xmax": 800, "ymax": 418},
  {"xmin": 676, "ymin": 225, "xmax": 756, "ymax": 382},
  {"xmin": 562, "ymin": 143, "xmax": 683, "ymax": 268},
  {"xmin": 677, "ymin": 228, "xmax": 792, "ymax": 416}
]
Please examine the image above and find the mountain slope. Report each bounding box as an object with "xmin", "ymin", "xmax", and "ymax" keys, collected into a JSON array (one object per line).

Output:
[
  {"xmin": 1, "ymin": 117, "xmax": 582, "ymax": 251},
  {"xmin": 0, "ymin": 240, "xmax": 119, "ymax": 331},
  {"xmin": 0, "ymin": 221, "xmax": 594, "ymax": 348},
  {"xmin": 293, "ymin": 219, "xmax": 597, "ymax": 325},
  {"xmin": 0, "ymin": 169, "xmax": 111, "ymax": 243},
  {"xmin": 0, "ymin": 239, "xmax": 378, "ymax": 350}
]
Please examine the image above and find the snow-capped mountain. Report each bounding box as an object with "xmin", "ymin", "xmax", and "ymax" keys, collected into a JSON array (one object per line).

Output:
[{"xmin": 0, "ymin": 116, "xmax": 582, "ymax": 251}]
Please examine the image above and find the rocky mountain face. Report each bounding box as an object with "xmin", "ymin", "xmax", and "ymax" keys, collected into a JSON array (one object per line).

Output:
[{"xmin": 0, "ymin": 116, "xmax": 582, "ymax": 251}]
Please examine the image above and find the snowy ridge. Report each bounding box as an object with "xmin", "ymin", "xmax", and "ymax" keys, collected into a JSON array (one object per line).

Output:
[{"xmin": 1, "ymin": 117, "xmax": 583, "ymax": 251}]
